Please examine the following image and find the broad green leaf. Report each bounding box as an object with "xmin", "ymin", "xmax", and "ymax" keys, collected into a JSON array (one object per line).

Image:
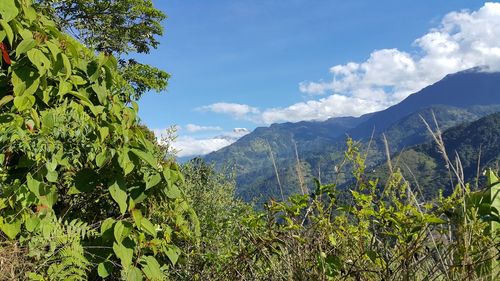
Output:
[
  {"xmin": 69, "ymin": 75, "xmax": 86, "ymax": 85},
  {"xmin": 113, "ymin": 242, "xmax": 134, "ymax": 269},
  {"xmin": 13, "ymin": 95, "xmax": 35, "ymax": 111},
  {"xmin": 140, "ymin": 256, "xmax": 163, "ymax": 281},
  {"xmin": 109, "ymin": 181, "xmax": 128, "ymax": 215},
  {"xmin": 145, "ymin": 173, "xmax": 161, "ymax": 190},
  {"xmin": 0, "ymin": 95, "xmax": 13, "ymax": 108},
  {"xmin": 66, "ymin": 90, "xmax": 93, "ymax": 106},
  {"xmin": 140, "ymin": 218, "xmax": 156, "ymax": 238},
  {"xmin": 99, "ymin": 127, "xmax": 109, "ymax": 141},
  {"xmin": 113, "ymin": 221, "xmax": 131, "ymax": 244},
  {"xmin": 45, "ymin": 170, "xmax": 58, "ymax": 182},
  {"xmin": 15, "ymin": 38, "xmax": 36, "ymax": 57},
  {"xmin": 45, "ymin": 41, "xmax": 60, "ymax": 60},
  {"xmin": 27, "ymin": 48, "xmax": 51, "ymax": 75},
  {"xmin": 58, "ymin": 80, "xmax": 72, "ymax": 96},
  {"xmin": 487, "ymin": 169, "xmax": 499, "ymax": 186},
  {"xmin": 423, "ymin": 215, "xmax": 446, "ymax": 224},
  {"xmin": 0, "ymin": 0, "xmax": 18, "ymax": 22},
  {"xmin": 118, "ymin": 150, "xmax": 135, "ymax": 176},
  {"xmin": 12, "ymin": 67, "xmax": 39, "ymax": 96},
  {"xmin": 98, "ymin": 261, "xmax": 114, "ymax": 278},
  {"xmin": 46, "ymin": 159, "xmax": 57, "ymax": 172},
  {"xmin": 96, "ymin": 150, "xmax": 108, "ymax": 167},
  {"xmin": 22, "ymin": 5, "xmax": 37, "ymax": 22},
  {"xmin": 39, "ymin": 188, "xmax": 58, "ymax": 208},
  {"xmin": 0, "ymin": 218, "xmax": 21, "ymax": 240},
  {"xmin": 162, "ymin": 167, "xmax": 171, "ymax": 182},
  {"xmin": 132, "ymin": 209, "xmax": 143, "ymax": 227},
  {"xmin": 25, "ymin": 216, "xmax": 41, "ymax": 232},
  {"xmin": 101, "ymin": 218, "xmax": 116, "ymax": 235},
  {"xmin": 0, "ymin": 20, "xmax": 13, "ymax": 46},
  {"xmin": 92, "ymin": 83, "xmax": 108, "ymax": 104},
  {"xmin": 126, "ymin": 267, "xmax": 144, "ymax": 281},
  {"xmin": 165, "ymin": 245, "xmax": 181, "ymax": 265},
  {"xmin": 131, "ymin": 101, "xmax": 139, "ymax": 113},
  {"xmin": 41, "ymin": 112, "xmax": 55, "ymax": 131},
  {"xmin": 165, "ymin": 185, "xmax": 181, "ymax": 199},
  {"xmin": 130, "ymin": 148, "xmax": 157, "ymax": 169},
  {"xmin": 27, "ymin": 173, "xmax": 42, "ymax": 195},
  {"xmin": 61, "ymin": 53, "xmax": 72, "ymax": 79},
  {"xmin": 30, "ymin": 108, "xmax": 40, "ymax": 129}
]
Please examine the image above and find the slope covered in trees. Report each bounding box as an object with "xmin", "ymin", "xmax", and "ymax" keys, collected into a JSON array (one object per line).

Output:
[
  {"xmin": 205, "ymin": 78, "xmax": 500, "ymax": 202},
  {"xmin": 204, "ymin": 69, "xmax": 500, "ymax": 202},
  {"xmin": 374, "ymin": 112, "xmax": 500, "ymax": 199}
]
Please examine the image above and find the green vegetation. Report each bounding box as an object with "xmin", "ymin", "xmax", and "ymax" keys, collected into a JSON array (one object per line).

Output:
[
  {"xmin": 167, "ymin": 140, "xmax": 499, "ymax": 280},
  {"xmin": 34, "ymin": 0, "xmax": 169, "ymax": 99},
  {"xmin": 1, "ymin": 1, "xmax": 499, "ymax": 280},
  {"xmin": 0, "ymin": 1, "xmax": 195, "ymax": 279}
]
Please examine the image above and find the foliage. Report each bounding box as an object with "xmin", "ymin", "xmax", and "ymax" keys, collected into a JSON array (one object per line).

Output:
[
  {"xmin": 34, "ymin": 0, "xmax": 170, "ymax": 99},
  {"xmin": 178, "ymin": 139, "xmax": 500, "ymax": 280},
  {"xmin": 1, "ymin": 1, "xmax": 499, "ymax": 280},
  {"xmin": 0, "ymin": 0, "xmax": 194, "ymax": 279},
  {"xmin": 166, "ymin": 158, "xmax": 253, "ymax": 279}
]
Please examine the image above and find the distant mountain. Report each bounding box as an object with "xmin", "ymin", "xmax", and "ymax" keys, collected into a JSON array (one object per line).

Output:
[
  {"xmin": 372, "ymin": 112, "xmax": 500, "ymax": 199},
  {"xmin": 350, "ymin": 68, "xmax": 500, "ymax": 138},
  {"xmin": 204, "ymin": 69, "xmax": 500, "ymax": 202}
]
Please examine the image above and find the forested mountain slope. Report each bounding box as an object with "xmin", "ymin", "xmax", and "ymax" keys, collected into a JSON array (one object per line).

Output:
[
  {"xmin": 374, "ymin": 112, "xmax": 500, "ymax": 199},
  {"xmin": 205, "ymin": 69, "xmax": 500, "ymax": 201}
]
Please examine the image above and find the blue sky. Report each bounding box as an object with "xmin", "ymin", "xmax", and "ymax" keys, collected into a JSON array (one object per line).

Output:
[{"xmin": 135, "ymin": 1, "xmax": 500, "ymax": 157}]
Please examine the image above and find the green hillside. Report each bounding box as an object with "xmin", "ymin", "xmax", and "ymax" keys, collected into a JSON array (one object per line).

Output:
[
  {"xmin": 374, "ymin": 112, "xmax": 500, "ymax": 199},
  {"xmin": 206, "ymin": 104, "xmax": 500, "ymax": 202},
  {"xmin": 204, "ymin": 69, "xmax": 500, "ymax": 202}
]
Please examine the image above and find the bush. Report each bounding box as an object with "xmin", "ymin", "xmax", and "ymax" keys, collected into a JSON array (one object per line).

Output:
[{"xmin": 0, "ymin": 1, "xmax": 195, "ymax": 279}]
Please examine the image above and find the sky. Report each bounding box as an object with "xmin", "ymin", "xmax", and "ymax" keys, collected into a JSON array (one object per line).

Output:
[{"xmin": 135, "ymin": 1, "xmax": 500, "ymax": 157}]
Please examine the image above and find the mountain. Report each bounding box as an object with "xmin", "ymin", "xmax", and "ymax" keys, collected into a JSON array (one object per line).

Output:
[
  {"xmin": 350, "ymin": 68, "xmax": 500, "ymax": 138},
  {"xmin": 204, "ymin": 69, "xmax": 500, "ymax": 202},
  {"xmin": 372, "ymin": 112, "xmax": 500, "ymax": 199}
]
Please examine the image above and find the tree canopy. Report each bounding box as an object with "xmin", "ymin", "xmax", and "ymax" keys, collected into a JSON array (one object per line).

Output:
[{"xmin": 35, "ymin": 0, "xmax": 170, "ymax": 99}]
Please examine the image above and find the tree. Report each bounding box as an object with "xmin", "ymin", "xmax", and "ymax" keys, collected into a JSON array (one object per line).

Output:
[{"xmin": 34, "ymin": 0, "xmax": 170, "ymax": 99}]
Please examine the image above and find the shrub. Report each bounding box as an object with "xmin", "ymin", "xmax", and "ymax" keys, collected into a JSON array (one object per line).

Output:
[{"xmin": 0, "ymin": 1, "xmax": 195, "ymax": 279}]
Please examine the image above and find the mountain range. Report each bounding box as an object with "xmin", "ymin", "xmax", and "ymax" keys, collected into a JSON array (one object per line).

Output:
[{"xmin": 204, "ymin": 68, "xmax": 500, "ymax": 202}]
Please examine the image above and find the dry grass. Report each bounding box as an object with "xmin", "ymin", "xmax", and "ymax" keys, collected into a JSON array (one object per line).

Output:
[{"xmin": 0, "ymin": 241, "xmax": 33, "ymax": 281}]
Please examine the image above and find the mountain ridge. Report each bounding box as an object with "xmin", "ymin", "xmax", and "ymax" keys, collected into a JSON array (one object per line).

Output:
[{"xmin": 204, "ymin": 68, "xmax": 500, "ymax": 201}]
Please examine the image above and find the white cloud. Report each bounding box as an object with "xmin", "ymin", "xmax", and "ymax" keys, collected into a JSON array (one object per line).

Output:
[
  {"xmin": 261, "ymin": 94, "xmax": 386, "ymax": 124},
  {"xmin": 172, "ymin": 137, "xmax": 234, "ymax": 157},
  {"xmin": 184, "ymin": 124, "xmax": 223, "ymax": 133},
  {"xmin": 166, "ymin": 128, "xmax": 251, "ymax": 157},
  {"xmin": 266, "ymin": 2, "xmax": 500, "ymax": 124},
  {"xmin": 196, "ymin": 102, "xmax": 260, "ymax": 119}
]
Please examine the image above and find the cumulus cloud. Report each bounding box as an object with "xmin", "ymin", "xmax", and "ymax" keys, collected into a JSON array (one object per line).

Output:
[
  {"xmin": 184, "ymin": 124, "xmax": 223, "ymax": 133},
  {"xmin": 261, "ymin": 94, "xmax": 387, "ymax": 124},
  {"xmin": 196, "ymin": 102, "xmax": 260, "ymax": 119},
  {"xmin": 267, "ymin": 2, "xmax": 500, "ymax": 123}
]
